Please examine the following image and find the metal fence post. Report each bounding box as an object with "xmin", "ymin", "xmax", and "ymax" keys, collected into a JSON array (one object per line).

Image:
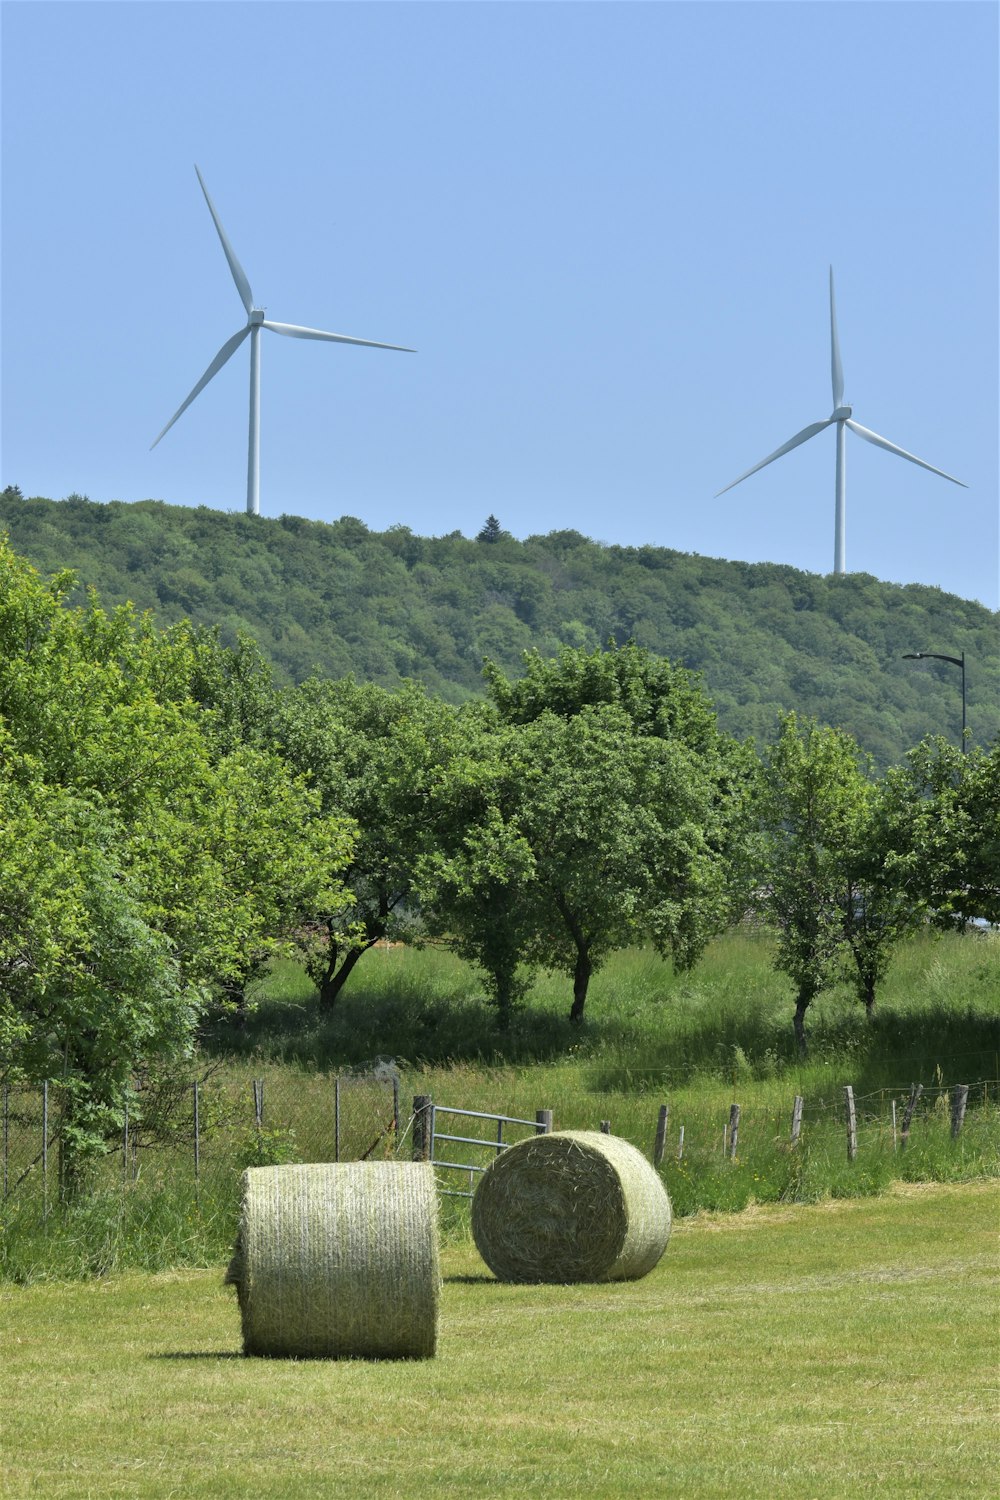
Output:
[
  {"xmin": 2, "ymin": 1085, "xmax": 8, "ymax": 1200},
  {"xmin": 334, "ymin": 1075, "xmax": 341, "ymax": 1163}
]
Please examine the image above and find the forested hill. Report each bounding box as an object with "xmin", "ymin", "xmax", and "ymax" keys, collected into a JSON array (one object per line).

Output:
[{"xmin": 2, "ymin": 492, "xmax": 996, "ymax": 766}]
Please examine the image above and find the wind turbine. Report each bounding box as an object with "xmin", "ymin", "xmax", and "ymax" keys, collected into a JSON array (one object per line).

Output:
[
  {"xmin": 715, "ymin": 269, "xmax": 966, "ymax": 574},
  {"xmin": 152, "ymin": 166, "xmax": 414, "ymax": 516}
]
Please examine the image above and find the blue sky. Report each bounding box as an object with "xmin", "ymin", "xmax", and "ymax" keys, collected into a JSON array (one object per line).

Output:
[{"xmin": 2, "ymin": 1, "xmax": 997, "ymax": 608}]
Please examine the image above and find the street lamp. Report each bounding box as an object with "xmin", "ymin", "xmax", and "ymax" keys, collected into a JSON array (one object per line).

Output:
[{"xmin": 901, "ymin": 651, "xmax": 967, "ymax": 752}]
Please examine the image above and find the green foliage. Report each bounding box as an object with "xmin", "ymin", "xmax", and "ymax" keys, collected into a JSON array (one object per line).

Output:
[
  {"xmin": 274, "ymin": 677, "xmax": 457, "ymax": 1006},
  {"xmin": 885, "ymin": 736, "xmax": 1000, "ymax": 927},
  {"xmin": 478, "ymin": 645, "xmax": 752, "ymax": 1020},
  {"xmin": 0, "ymin": 539, "xmax": 353, "ymax": 1181},
  {"xmin": 233, "ymin": 1124, "xmax": 300, "ymax": 1169},
  {"xmin": 759, "ymin": 716, "xmax": 876, "ymax": 1045},
  {"xmin": 414, "ymin": 711, "xmax": 543, "ymax": 1024},
  {"xmin": 3, "ymin": 495, "xmax": 996, "ymax": 765}
]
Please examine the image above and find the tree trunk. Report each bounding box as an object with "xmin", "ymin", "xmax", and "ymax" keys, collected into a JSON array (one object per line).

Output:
[
  {"xmin": 793, "ymin": 990, "xmax": 810, "ymax": 1059},
  {"xmin": 318, "ymin": 943, "xmax": 369, "ymax": 1012},
  {"xmin": 863, "ymin": 981, "xmax": 876, "ymax": 1021},
  {"xmin": 569, "ymin": 949, "xmax": 592, "ymax": 1025}
]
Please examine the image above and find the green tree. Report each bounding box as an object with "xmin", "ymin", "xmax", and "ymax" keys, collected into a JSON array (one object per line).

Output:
[
  {"xmin": 834, "ymin": 776, "xmax": 926, "ymax": 1018},
  {"xmin": 415, "ymin": 711, "xmax": 539, "ymax": 1026},
  {"xmin": 885, "ymin": 737, "xmax": 1000, "ymax": 928},
  {"xmin": 0, "ymin": 539, "xmax": 353, "ymax": 1181},
  {"xmin": 275, "ymin": 677, "xmax": 457, "ymax": 1008},
  {"xmin": 481, "ymin": 645, "xmax": 746, "ymax": 1022},
  {"xmin": 476, "ymin": 514, "xmax": 505, "ymax": 543},
  {"xmin": 758, "ymin": 714, "xmax": 867, "ymax": 1053}
]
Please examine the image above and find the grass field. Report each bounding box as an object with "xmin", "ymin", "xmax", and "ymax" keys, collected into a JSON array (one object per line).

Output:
[{"xmin": 3, "ymin": 1180, "xmax": 997, "ymax": 1499}]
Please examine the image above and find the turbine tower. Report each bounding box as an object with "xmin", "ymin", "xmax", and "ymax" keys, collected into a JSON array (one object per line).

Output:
[
  {"xmin": 716, "ymin": 269, "xmax": 966, "ymax": 574},
  {"xmin": 152, "ymin": 166, "xmax": 414, "ymax": 516}
]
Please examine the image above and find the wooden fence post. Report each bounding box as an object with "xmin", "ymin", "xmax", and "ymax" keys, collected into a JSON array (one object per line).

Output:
[
  {"xmin": 844, "ymin": 1085, "xmax": 857, "ymax": 1162},
  {"xmin": 535, "ymin": 1109, "xmax": 553, "ymax": 1134},
  {"xmin": 951, "ymin": 1084, "xmax": 969, "ymax": 1139},
  {"xmin": 600, "ymin": 1119, "xmax": 611, "ymax": 1135},
  {"xmin": 412, "ymin": 1095, "xmax": 433, "ymax": 1162},
  {"xmin": 790, "ymin": 1095, "xmax": 804, "ymax": 1147},
  {"xmin": 728, "ymin": 1103, "xmax": 741, "ymax": 1160},
  {"xmin": 653, "ymin": 1104, "xmax": 668, "ymax": 1166},
  {"xmin": 392, "ymin": 1076, "xmax": 401, "ymax": 1151},
  {"xmin": 901, "ymin": 1083, "xmax": 923, "ymax": 1150}
]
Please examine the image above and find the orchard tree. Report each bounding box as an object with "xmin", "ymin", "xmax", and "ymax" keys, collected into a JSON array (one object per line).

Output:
[
  {"xmin": 480, "ymin": 644, "xmax": 750, "ymax": 1022},
  {"xmin": 758, "ymin": 715, "xmax": 878, "ymax": 1051},
  {"xmin": 834, "ymin": 776, "xmax": 927, "ymax": 1018},
  {"xmin": 884, "ymin": 736, "xmax": 1000, "ymax": 928},
  {"xmin": 415, "ymin": 710, "xmax": 539, "ymax": 1026},
  {"xmin": 275, "ymin": 677, "xmax": 458, "ymax": 1008}
]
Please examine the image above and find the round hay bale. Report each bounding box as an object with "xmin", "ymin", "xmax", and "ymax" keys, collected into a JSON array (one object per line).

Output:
[
  {"xmin": 225, "ymin": 1161, "xmax": 439, "ymax": 1358},
  {"xmin": 471, "ymin": 1130, "xmax": 671, "ymax": 1284}
]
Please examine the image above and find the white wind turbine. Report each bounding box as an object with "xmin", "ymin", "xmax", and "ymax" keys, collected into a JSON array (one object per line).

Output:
[
  {"xmin": 152, "ymin": 166, "xmax": 414, "ymax": 516},
  {"xmin": 716, "ymin": 269, "xmax": 966, "ymax": 574}
]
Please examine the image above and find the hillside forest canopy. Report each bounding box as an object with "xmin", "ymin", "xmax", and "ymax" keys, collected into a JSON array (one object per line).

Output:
[
  {"xmin": 1, "ymin": 531, "xmax": 996, "ymax": 1189},
  {"xmin": 1, "ymin": 491, "xmax": 996, "ymax": 769}
]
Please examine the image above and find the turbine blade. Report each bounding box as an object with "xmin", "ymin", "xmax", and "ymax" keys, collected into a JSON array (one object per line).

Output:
[
  {"xmin": 715, "ymin": 419, "xmax": 834, "ymax": 497},
  {"xmin": 150, "ymin": 326, "xmax": 250, "ymax": 448},
  {"xmin": 844, "ymin": 420, "xmax": 967, "ymax": 487},
  {"xmin": 262, "ymin": 320, "xmax": 415, "ymax": 353},
  {"xmin": 830, "ymin": 266, "xmax": 844, "ymax": 409},
  {"xmin": 194, "ymin": 165, "xmax": 254, "ymax": 315}
]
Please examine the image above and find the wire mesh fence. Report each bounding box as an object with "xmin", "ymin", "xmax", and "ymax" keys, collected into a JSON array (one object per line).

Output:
[
  {"xmin": 1, "ymin": 1064, "xmax": 404, "ymax": 1219},
  {"xmin": 2, "ymin": 1070, "xmax": 997, "ymax": 1234}
]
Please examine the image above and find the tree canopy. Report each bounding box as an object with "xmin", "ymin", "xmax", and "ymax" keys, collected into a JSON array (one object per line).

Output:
[{"xmin": 3, "ymin": 494, "xmax": 995, "ymax": 767}]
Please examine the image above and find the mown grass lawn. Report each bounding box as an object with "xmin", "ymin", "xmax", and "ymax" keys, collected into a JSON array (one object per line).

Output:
[{"xmin": 4, "ymin": 1180, "xmax": 997, "ymax": 1499}]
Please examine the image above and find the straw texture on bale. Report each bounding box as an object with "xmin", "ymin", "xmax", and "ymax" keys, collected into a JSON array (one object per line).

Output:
[
  {"xmin": 472, "ymin": 1130, "xmax": 671, "ymax": 1283},
  {"xmin": 225, "ymin": 1162, "xmax": 440, "ymax": 1358}
]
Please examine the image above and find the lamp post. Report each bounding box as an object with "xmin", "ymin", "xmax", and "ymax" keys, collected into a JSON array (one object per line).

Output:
[{"xmin": 901, "ymin": 651, "xmax": 967, "ymax": 752}]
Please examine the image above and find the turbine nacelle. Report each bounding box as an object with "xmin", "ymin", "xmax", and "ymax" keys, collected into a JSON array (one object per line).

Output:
[
  {"xmin": 831, "ymin": 405, "xmax": 852, "ymax": 421},
  {"xmin": 248, "ymin": 308, "xmax": 265, "ymax": 326}
]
